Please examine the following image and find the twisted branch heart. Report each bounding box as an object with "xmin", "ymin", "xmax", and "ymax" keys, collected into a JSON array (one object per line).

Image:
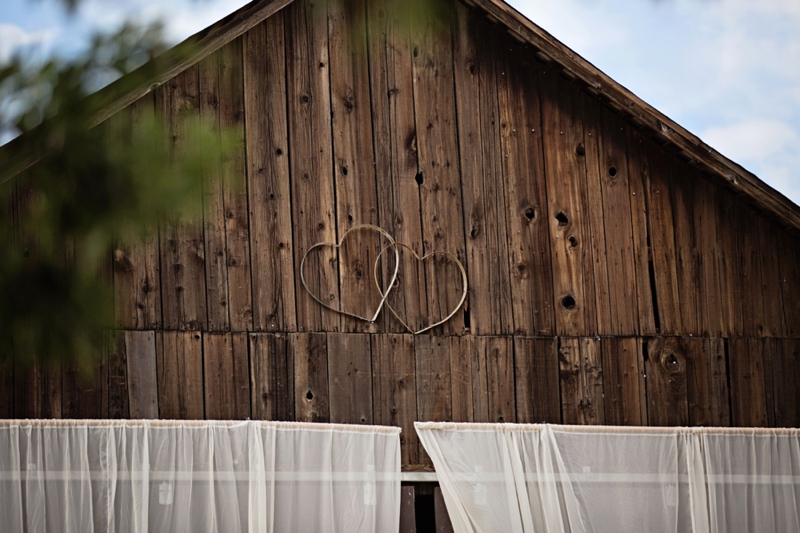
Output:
[
  {"xmin": 373, "ymin": 242, "xmax": 468, "ymax": 335},
  {"xmin": 300, "ymin": 224, "xmax": 398, "ymax": 323}
]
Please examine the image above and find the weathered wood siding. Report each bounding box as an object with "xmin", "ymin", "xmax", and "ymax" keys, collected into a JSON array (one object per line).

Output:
[{"xmin": 3, "ymin": 0, "xmax": 800, "ymax": 467}]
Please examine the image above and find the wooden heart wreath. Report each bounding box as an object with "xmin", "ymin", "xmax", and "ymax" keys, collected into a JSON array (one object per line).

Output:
[{"xmin": 300, "ymin": 225, "xmax": 467, "ymax": 333}]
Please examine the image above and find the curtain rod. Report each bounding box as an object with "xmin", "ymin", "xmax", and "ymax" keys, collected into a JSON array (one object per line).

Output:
[
  {"xmin": 0, "ymin": 419, "xmax": 401, "ymax": 435},
  {"xmin": 414, "ymin": 422, "xmax": 800, "ymax": 436}
]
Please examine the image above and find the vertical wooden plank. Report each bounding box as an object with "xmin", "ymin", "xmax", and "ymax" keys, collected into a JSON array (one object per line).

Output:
[
  {"xmin": 108, "ymin": 331, "xmax": 130, "ymax": 419},
  {"xmin": 484, "ymin": 336, "xmax": 515, "ymax": 423},
  {"xmin": 757, "ymin": 217, "xmax": 787, "ymax": 337},
  {"xmin": 62, "ymin": 335, "xmax": 105, "ymax": 418},
  {"xmin": 434, "ymin": 487, "xmax": 455, "ymax": 533},
  {"xmin": 13, "ymin": 357, "xmax": 43, "ymax": 418},
  {"xmin": 42, "ymin": 359, "xmax": 62, "ymax": 418},
  {"xmin": 669, "ymin": 159, "xmax": 700, "ymax": 335},
  {"xmin": 372, "ymin": 334, "xmax": 418, "ymax": 465},
  {"xmin": 410, "ymin": 0, "xmax": 466, "ymax": 336},
  {"xmin": 399, "ymin": 486, "xmax": 417, "ymax": 533},
  {"xmin": 593, "ymin": 109, "xmax": 639, "ymax": 335},
  {"xmin": 777, "ymin": 231, "xmax": 800, "ymax": 338},
  {"xmin": 112, "ymin": 96, "xmax": 162, "ymax": 330},
  {"xmin": 157, "ymin": 331, "xmax": 204, "ymax": 419},
  {"xmin": 327, "ymin": 333, "xmax": 373, "ymax": 424},
  {"xmin": 764, "ymin": 338, "xmax": 800, "ymax": 427},
  {"xmin": 244, "ymin": 16, "xmax": 297, "ymax": 332},
  {"xmin": 0, "ymin": 351, "xmax": 13, "ymax": 418},
  {"xmin": 728, "ymin": 338, "xmax": 768, "ymax": 427},
  {"xmin": 685, "ymin": 338, "xmax": 730, "ymax": 427},
  {"xmin": 625, "ymin": 127, "xmax": 657, "ymax": 335},
  {"xmin": 539, "ymin": 70, "xmax": 596, "ymax": 336},
  {"xmin": 580, "ymin": 94, "xmax": 613, "ymax": 335},
  {"xmin": 125, "ymin": 330, "xmax": 159, "ymax": 419},
  {"xmin": 285, "ymin": 0, "xmax": 340, "ymax": 332},
  {"xmin": 198, "ymin": 51, "xmax": 231, "ymax": 331},
  {"xmin": 645, "ymin": 337, "xmax": 689, "ymax": 426},
  {"xmin": 250, "ymin": 333, "xmax": 293, "ymax": 421},
  {"xmin": 366, "ymin": 0, "xmax": 426, "ymax": 333},
  {"xmin": 449, "ymin": 336, "xmax": 476, "ymax": 422},
  {"xmin": 156, "ymin": 66, "xmax": 208, "ymax": 331},
  {"xmin": 415, "ymin": 335, "xmax": 452, "ymax": 464},
  {"xmin": 203, "ymin": 333, "xmax": 251, "ymax": 419},
  {"xmin": 452, "ymin": 5, "xmax": 513, "ymax": 335},
  {"xmin": 643, "ymin": 137, "xmax": 682, "ymax": 335},
  {"xmin": 219, "ymin": 38, "xmax": 253, "ymax": 332},
  {"xmin": 514, "ymin": 337, "xmax": 560, "ymax": 423},
  {"xmin": 292, "ymin": 332, "xmax": 329, "ymax": 422},
  {"xmin": 559, "ymin": 337, "xmax": 604, "ymax": 425},
  {"xmin": 601, "ymin": 337, "xmax": 646, "ymax": 426},
  {"xmin": 692, "ymin": 176, "xmax": 725, "ymax": 336},
  {"xmin": 497, "ymin": 46, "xmax": 554, "ymax": 336},
  {"xmin": 714, "ymin": 189, "xmax": 744, "ymax": 337},
  {"xmin": 327, "ymin": 0, "xmax": 383, "ymax": 333},
  {"xmin": 737, "ymin": 206, "xmax": 767, "ymax": 336}
]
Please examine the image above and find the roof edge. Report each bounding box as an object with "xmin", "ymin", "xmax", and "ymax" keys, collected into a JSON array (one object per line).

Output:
[
  {"xmin": 0, "ymin": 0, "xmax": 294, "ymax": 182},
  {"xmin": 469, "ymin": 0, "xmax": 800, "ymax": 232}
]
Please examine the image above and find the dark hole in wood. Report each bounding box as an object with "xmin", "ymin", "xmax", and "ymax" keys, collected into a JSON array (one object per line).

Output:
[
  {"xmin": 568, "ymin": 235, "xmax": 579, "ymax": 247},
  {"xmin": 276, "ymin": 148, "xmax": 283, "ymax": 155},
  {"xmin": 415, "ymin": 172, "xmax": 424, "ymax": 185},
  {"xmin": 561, "ymin": 295, "xmax": 576, "ymax": 310},
  {"xmin": 555, "ymin": 211, "xmax": 569, "ymax": 226},
  {"xmin": 301, "ymin": 94, "xmax": 310, "ymax": 103},
  {"xmin": 413, "ymin": 46, "xmax": 419, "ymax": 58},
  {"xmin": 524, "ymin": 207, "xmax": 536, "ymax": 220},
  {"xmin": 665, "ymin": 353, "xmax": 679, "ymax": 370},
  {"xmin": 347, "ymin": 214, "xmax": 354, "ymax": 222},
  {"xmin": 194, "ymin": 334, "xmax": 201, "ymax": 339},
  {"xmin": 306, "ymin": 390, "xmax": 314, "ymax": 400},
  {"xmin": 342, "ymin": 166, "xmax": 348, "ymax": 176},
  {"xmin": 269, "ymin": 193, "xmax": 275, "ymax": 199},
  {"xmin": 609, "ymin": 166, "xmax": 617, "ymax": 177},
  {"xmin": 576, "ymin": 143, "xmax": 585, "ymax": 156}
]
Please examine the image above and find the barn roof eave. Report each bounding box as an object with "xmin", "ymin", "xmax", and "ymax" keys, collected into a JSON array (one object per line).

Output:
[{"xmin": 3, "ymin": 0, "xmax": 799, "ymax": 233}]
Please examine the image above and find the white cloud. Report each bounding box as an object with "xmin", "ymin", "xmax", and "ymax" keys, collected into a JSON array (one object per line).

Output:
[
  {"xmin": 0, "ymin": 23, "xmax": 56, "ymax": 63},
  {"xmin": 703, "ymin": 119, "xmax": 798, "ymax": 162}
]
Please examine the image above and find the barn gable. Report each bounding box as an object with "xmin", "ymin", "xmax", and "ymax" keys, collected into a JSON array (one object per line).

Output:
[{"xmin": 2, "ymin": 0, "xmax": 799, "ymax": 467}]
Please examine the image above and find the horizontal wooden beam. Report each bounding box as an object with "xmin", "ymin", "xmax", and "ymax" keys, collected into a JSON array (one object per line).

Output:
[{"xmin": 471, "ymin": 0, "xmax": 800, "ymax": 232}]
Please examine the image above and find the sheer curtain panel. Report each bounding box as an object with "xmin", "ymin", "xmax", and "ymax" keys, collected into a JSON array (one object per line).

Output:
[
  {"xmin": 416, "ymin": 422, "xmax": 800, "ymax": 533},
  {"xmin": 0, "ymin": 420, "xmax": 401, "ymax": 533}
]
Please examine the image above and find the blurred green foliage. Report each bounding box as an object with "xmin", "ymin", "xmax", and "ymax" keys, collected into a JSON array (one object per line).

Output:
[{"xmin": 0, "ymin": 16, "xmax": 230, "ymax": 369}]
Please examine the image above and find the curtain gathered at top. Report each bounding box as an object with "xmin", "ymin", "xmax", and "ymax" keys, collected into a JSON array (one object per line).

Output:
[
  {"xmin": 0, "ymin": 420, "xmax": 401, "ymax": 533},
  {"xmin": 416, "ymin": 422, "xmax": 800, "ymax": 533}
]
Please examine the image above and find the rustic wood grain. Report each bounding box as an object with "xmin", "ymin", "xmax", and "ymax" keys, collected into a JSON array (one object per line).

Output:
[
  {"xmin": 714, "ymin": 189, "xmax": 744, "ymax": 337},
  {"xmin": 203, "ymin": 332, "xmax": 251, "ymax": 419},
  {"xmin": 601, "ymin": 337, "xmax": 646, "ymax": 426},
  {"xmin": 434, "ymin": 487, "xmax": 455, "ymax": 533},
  {"xmin": 579, "ymin": 94, "xmax": 613, "ymax": 335},
  {"xmin": 244, "ymin": 15, "xmax": 297, "ymax": 333},
  {"xmin": 645, "ymin": 337, "xmax": 689, "ymax": 426},
  {"xmin": 452, "ymin": 5, "xmax": 513, "ymax": 335},
  {"xmin": 108, "ymin": 331, "xmax": 130, "ymax": 419},
  {"xmin": 496, "ymin": 42, "xmax": 554, "ymax": 336},
  {"xmin": 669, "ymin": 158, "xmax": 700, "ymax": 335},
  {"xmin": 285, "ymin": 0, "xmax": 340, "ymax": 332},
  {"xmin": 415, "ymin": 335, "xmax": 452, "ymax": 464},
  {"xmin": 327, "ymin": 333, "xmax": 373, "ymax": 424},
  {"xmin": 249, "ymin": 333, "xmax": 293, "ymax": 420},
  {"xmin": 292, "ymin": 332, "xmax": 330, "ymax": 422},
  {"xmin": 156, "ymin": 66, "xmax": 208, "ymax": 331},
  {"xmin": 484, "ymin": 336, "xmax": 515, "ymax": 423},
  {"xmin": 642, "ymin": 137, "xmax": 682, "ymax": 335},
  {"xmin": 539, "ymin": 70, "xmax": 597, "ymax": 336},
  {"xmin": 684, "ymin": 338, "xmax": 730, "ymax": 426},
  {"xmin": 764, "ymin": 338, "xmax": 800, "ymax": 427},
  {"xmin": 124, "ymin": 330, "xmax": 159, "ymax": 419},
  {"xmin": 777, "ymin": 231, "xmax": 800, "ymax": 338},
  {"xmin": 559, "ymin": 337, "xmax": 603, "ymax": 425},
  {"xmin": 399, "ymin": 486, "xmax": 417, "ymax": 533},
  {"xmin": 514, "ymin": 337, "xmax": 560, "ymax": 423},
  {"xmin": 728, "ymin": 338, "xmax": 768, "ymax": 427},
  {"xmin": 365, "ymin": 0, "xmax": 427, "ymax": 334},
  {"xmin": 625, "ymin": 127, "xmax": 657, "ymax": 335},
  {"xmin": 327, "ymin": 0, "xmax": 383, "ymax": 333},
  {"xmin": 372, "ymin": 334, "xmax": 419, "ymax": 465},
  {"xmin": 692, "ymin": 175, "xmax": 725, "ymax": 336},
  {"xmin": 112, "ymin": 96, "xmax": 163, "ymax": 330},
  {"xmin": 0, "ymin": 350, "xmax": 13, "ymax": 418},
  {"xmin": 411, "ymin": 0, "xmax": 467, "ymax": 336},
  {"xmin": 61, "ymin": 334, "xmax": 105, "ymax": 418},
  {"xmin": 157, "ymin": 331, "xmax": 204, "ymax": 419},
  {"xmin": 737, "ymin": 206, "xmax": 767, "ymax": 337},
  {"xmin": 449, "ymin": 336, "xmax": 476, "ymax": 422},
  {"xmin": 757, "ymin": 217, "xmax": 787, "ymax": 337},
  {"xmin": 594, "ymin": 109, "xmax": 639, "ymax": 335}
]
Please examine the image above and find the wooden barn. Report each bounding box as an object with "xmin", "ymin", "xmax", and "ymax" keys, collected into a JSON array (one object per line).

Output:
[{"xmin": 1, "ymin": 0, "xmax": 799, "ymax": 529}]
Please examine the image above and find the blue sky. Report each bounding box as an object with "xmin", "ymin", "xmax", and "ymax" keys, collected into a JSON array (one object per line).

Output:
[{"xmin": 2, "ymin": 0, "xmax": 799, "ymax": 206}]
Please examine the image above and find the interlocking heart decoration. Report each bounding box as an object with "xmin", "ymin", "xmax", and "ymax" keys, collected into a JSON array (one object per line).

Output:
[{"xmin": 300, "ymin": 224, "xmax": 468, "ymax": 334}]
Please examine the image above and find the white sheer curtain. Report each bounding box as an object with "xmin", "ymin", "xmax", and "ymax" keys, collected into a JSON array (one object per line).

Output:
[
  {"xmin": 416, "ymin": 422, "xmax": 800, "ymax": 533},
  {"xmin": 0, "ymin": 420, "xmax": 401, "ymax": 533}
]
